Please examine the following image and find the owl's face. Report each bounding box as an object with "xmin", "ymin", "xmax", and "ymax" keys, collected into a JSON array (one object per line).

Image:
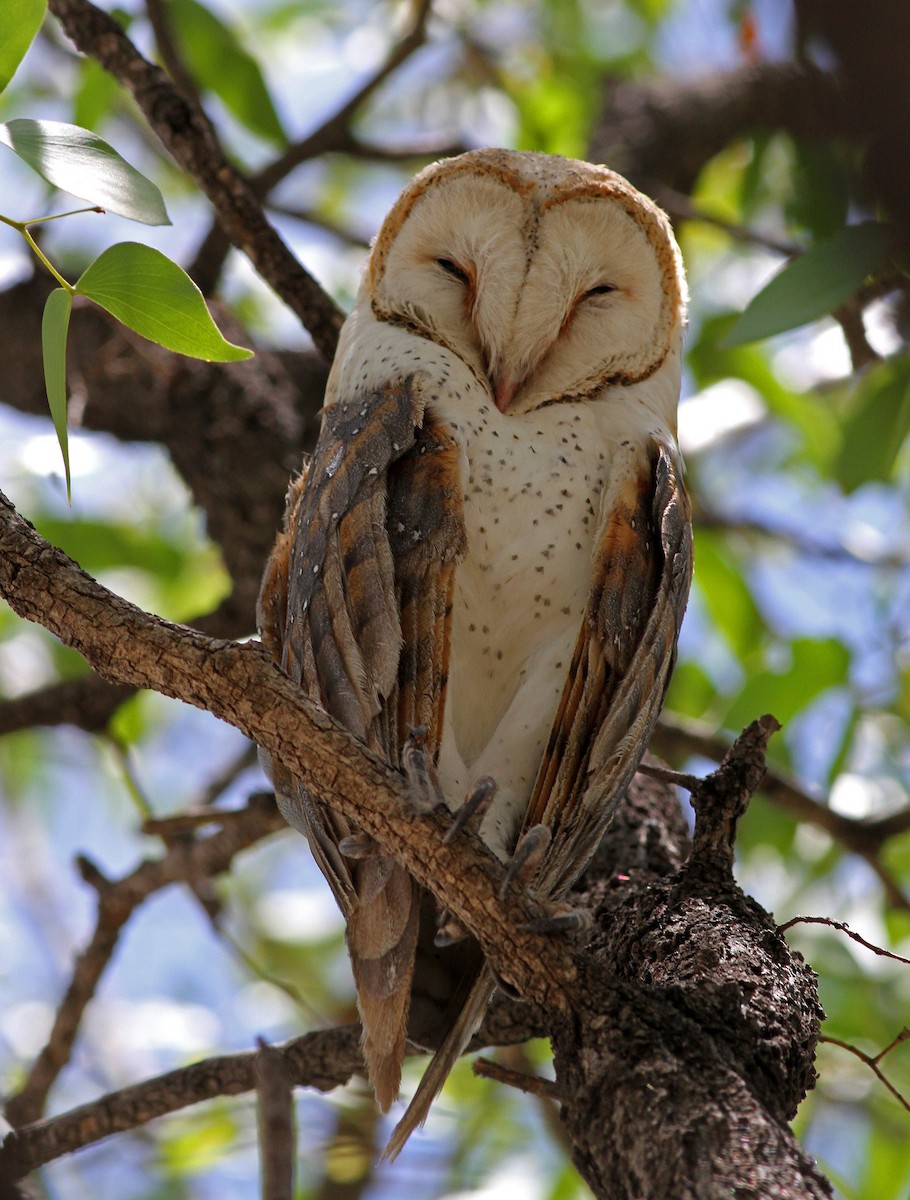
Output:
[{"xmin": 366, "ymin": 149, "xmax": 686, "ymax": 417}]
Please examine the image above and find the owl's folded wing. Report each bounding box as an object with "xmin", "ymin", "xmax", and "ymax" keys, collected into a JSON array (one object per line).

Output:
[
  {"xmin": 257, "ymin": 372, "xmax": 466, "ymax": 1109},
  {"xmin": 524, "ymin": 437, "xmax": 693, "ymax": 899}
]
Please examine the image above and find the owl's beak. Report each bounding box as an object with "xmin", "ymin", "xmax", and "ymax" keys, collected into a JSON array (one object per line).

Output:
[{"xmin": 493, "ymin": 372, "xmax": 520, "ymax": 413}]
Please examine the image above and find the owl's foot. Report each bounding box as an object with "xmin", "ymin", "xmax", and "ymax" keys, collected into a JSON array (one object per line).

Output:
[
  {"xmin": 499, "ymin": 823, "xmax": 551, "ymax": 898},
  {"xmin": 518, "ymin": 902, "xmax": 592, "ymax": 935},
  {"xmin": 338, "ymin": 832, "xmax": 379, "ymax": 859},
  {"xmin": 434, "ymin": 907, "xmax": 469, "ymax": 947},
  {"xmin": 433, "ymin": 776, "xmax": 499, "ymax": 946},
  {"xmin": 443, "ymin": 775, "xmax": 498, "ymax": 843},
  {"xmin": 500, "ymin": 824, "xmax": 592, "ymax": 935},
  {"xmin": 402, "ymin": 725, "xmax": 445, "ymax": 812}
]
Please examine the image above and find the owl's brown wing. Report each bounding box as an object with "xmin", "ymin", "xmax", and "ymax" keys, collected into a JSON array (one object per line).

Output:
[
  {"xmin": 258, "ymin": 373, "xmax": 466, "ymax": 1108},
  {"xmin": 525, "ymin": 437, "xmax": 692, "ymax": 899}
]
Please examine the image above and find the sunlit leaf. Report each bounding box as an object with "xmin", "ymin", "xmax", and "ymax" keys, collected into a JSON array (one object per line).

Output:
[
  {"xmin": 75, "ymin": 243, "xmax": 252, "ymax": 361},
  {"xmin": 0, "ymin": 119, "xmax": 170, "ymax": 225},
  {"xmin": 0, "ymin": 0, "xmax": 46, "ymax": 95},
  {"xmin": 833, "ymin": 358, "xmax": 910, "ymax": 492},
  {"xmin": 690, "ymin": 313, "xmax": 840, "ymax": 467},
  {"xmin": 167, "ymin": 0, "xmax": 287, "ymax": 146},
  {"xmin": 722, "ymin": 222, "xmax": 892, "ymax": 347},
  {"xmin": 40, "ymin": 287, "xmax": 73, "ymax": 501}
]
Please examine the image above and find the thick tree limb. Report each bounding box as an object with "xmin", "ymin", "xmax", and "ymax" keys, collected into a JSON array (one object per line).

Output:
[{"xmin": 592, "ymin": 61, "xmax": 855, "ymax": 194}]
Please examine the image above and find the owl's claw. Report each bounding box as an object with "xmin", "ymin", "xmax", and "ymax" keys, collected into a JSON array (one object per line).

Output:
[
  {"xmin": 434, "ymin": 907, "xmax": 469, "ymax": 947},
  {"xmin": 444, "ymin": 775, "xmax": 498, "ymax": 843},
  {"xmin": 499, "ymin": 823, "xmax": 551, "ymax": 899},
  {"xmin": 402, "ymin": 725, "xmax": 445, "ymax": 812},
  {"xmin": 518, "ymin": 903, "xmax": 592, "ymax": 935},
  {"xmin": 338, "ymin": 832, "xmax": 379, "ymax": 859}
]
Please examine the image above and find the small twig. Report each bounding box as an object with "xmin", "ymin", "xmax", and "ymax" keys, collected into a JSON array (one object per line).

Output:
[
  {"xmin": 820, "ymin": 1032, "xmax": 910, "ymax": 1114},
  {"xmin": 473, "ymin": 1057, "xmax": 565, "ymax": 1102},
  {"xmin": 686, "ymin": 715, "xmax": 780, "ymax": 879},
  {"xmin": 0, "ymin": 1027, "xmax": 363, "ymax": 1180},
  {"xmin": 188, "ymin": 0, "xmax": 440, "ymax": 291},
  {"xmin": 4, "ymin": 794, "xmax": 286, "ymax": 1127},
  {"xmin": 652, "ymin": 715, "xmax": 910, "ymax": 913},
  {"xmin": 142, "ymin": 806, "xmax": 248, "ymax": 835},
  {"xmin": 255, "ymin": 1038, "xmax": 296, "ymax": 1200},
  {"xmin": 637, "ymin": 762, "xmax": 701, "ymax": 792},
  {"xmin": 657, "ymin": 186, "xmax": 803, "ymax": 256},
  {"xmin": 692, "ymin": 505, "xmax": 910, "ymax": 570},
  {"xmin": 779, "ymin": 916, "xmax": 910, "ymax": 966}
]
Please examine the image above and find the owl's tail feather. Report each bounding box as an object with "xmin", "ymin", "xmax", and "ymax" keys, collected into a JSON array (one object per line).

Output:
[
  {"xmin": 348, "ymin": 861, "xmax": 421, "ymax": 1112},
  {"xmin": 381, "ymin": 963, "xmax": 496, "ymax": 1161}
]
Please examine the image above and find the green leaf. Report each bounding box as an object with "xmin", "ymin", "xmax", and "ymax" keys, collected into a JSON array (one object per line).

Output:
[
  {"xmin": 0, "ymin": 119, "xmax": 170, "ymax": 225},
  {"xmin": 723, "ymin": 637, "xmax": 850, "ymax": 731},
  {"xmin": 75, "ymin": 243, "xmax": 252, "ymax": 361},
  {"xmin": 0, "ymin": 0, "xmax": 46, "ymax": 94},
  {"xmin": 693, "ymin": 530, "xmax": 766, "ymax": 666},
  {"xmin": 722, "ymin": 222, "xmax": 892, "ymax": 347},
  {"xmin": 689, "ymin": 313, "xmax": 841, "ymax": 468},
  {"xmin": 73, "ymin": 57, "xmax": 121, "ymax": 131},
  {"xmin": 41, "ymin": 288, "xmax": 73, "ymax": 501},
  {"xmin": 167, "ymin": 0, "xmax": 287, "ymax": 146},
  {"xmin": 833, "ymin": 358, "xmax": 910, "ymax": 492}
]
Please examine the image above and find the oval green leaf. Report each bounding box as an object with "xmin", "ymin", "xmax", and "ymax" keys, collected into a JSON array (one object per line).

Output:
[
  {"xmin": 0, "ymin": 0, "xmax": 46, "ymax": 95},
  {"xmin": 0, "ymin": 119, "xmax": 170, "ymax": 225},
  {"xmin": 168, "ymin": 0, "xmax": 287, "ymax": 146},
  {"xmin": 722, "ymin": 222, "xmax": 892, "ymax": 348},
  {"xmin": 75, "ymin": 243, "xmax": 253, "ymax": 362},
  {"xmin": 41, "ymin": 287, "xmax": 73, "ymax": 501}
]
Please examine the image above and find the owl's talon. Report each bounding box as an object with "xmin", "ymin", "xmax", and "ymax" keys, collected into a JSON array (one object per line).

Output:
[
  {"xmin": 518, "ymin": 904, "xmax": 592, "ymax": 936},
  {"xmin": 338, "ymin": 832, "xmax": 379, "ymax": 859},
  {"xmin": 434, "ymin": 907, "xmax": 469, "ymax": 946},
  {"xmin": 402, "ymin": 725, "xmax": 445, "ymax": 812},
  {"xmin": 491, "ymin": 969, "xmax": 523, "ymax": 1001},
  {"xmin": 500, "ymin": 823, "xmax": 551, "ymax": 899},
  {"xmin": 444, "ymin": 775, "xmax": 498, "ymax": 843}
]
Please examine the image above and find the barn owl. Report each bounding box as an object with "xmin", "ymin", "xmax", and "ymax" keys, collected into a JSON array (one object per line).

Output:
[{"xmin": 258, "ymin": 148, "xmax": 692, "ymax": 1157}]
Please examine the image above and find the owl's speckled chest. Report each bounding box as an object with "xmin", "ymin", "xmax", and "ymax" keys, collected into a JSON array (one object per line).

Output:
[{"xmin": 432, "ymin": 387, "xmax": 643, "ymax": 847}]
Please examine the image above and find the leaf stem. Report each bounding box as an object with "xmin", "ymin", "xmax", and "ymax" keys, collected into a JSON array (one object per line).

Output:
[{"xmin": 0, "ymin": 211, "xmax": 75, "ymax": 290}]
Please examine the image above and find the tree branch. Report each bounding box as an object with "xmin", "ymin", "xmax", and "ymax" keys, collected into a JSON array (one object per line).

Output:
[
  {"xmin": 5, "ymin": 793, "xmax": 286, "ymax": 1127},
  {"xmin": 0, "ymin": 488, "xmax": 577, "ymax": 1012},
  {"xmin": 47, "ymin": 0, "xmax": 344, "ymax": 360}
]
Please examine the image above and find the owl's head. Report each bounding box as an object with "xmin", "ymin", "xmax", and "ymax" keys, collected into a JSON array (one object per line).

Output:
[{"xmin": 364, "ymin": 148, "xmax": 687, "ymax": 418}]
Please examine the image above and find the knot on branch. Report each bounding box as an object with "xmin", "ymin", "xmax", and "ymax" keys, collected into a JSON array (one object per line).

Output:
[{"xmin": 687, "ymin": 714, "xmax": 780, "ymax": 881}]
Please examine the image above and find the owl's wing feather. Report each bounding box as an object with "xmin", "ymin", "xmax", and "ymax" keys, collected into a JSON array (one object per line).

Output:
[
  {"xmin": 258, "ymin": 373, "xmax": 466, "ymax": 1110},
  {"xmin": 526, "ymin": 437, "xmax": 692, "ymax": 898}
]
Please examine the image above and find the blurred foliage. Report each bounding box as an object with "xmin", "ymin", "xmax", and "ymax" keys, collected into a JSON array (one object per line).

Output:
[{"xmin": 1, "ymin": 1, "xmax": 910, "ymax": 1198}]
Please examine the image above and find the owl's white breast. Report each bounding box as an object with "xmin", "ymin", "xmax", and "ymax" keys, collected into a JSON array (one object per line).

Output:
[
  {"xmin": 433, "ymin": 363, "xmax": 677, "ymax": 858},
  {"xmin": 327, "ymin": 312, "xmax": 679, "ymax": 859}
]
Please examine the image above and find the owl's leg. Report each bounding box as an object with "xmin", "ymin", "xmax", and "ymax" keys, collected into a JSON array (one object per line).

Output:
[
  {"xmin": 500, "ymin": 824, "xmax": 592, "ymax": 935},
  {"xmin": 434, "ymin": 775, "xmax": 500, "ymax": 947},
  {"xmin": 443, "ymin": 775, "xmax": 498, "ymax": 842},
  {"xmin": 402, "ymin": 724, "xmax": 446, "ymax": 811}
]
